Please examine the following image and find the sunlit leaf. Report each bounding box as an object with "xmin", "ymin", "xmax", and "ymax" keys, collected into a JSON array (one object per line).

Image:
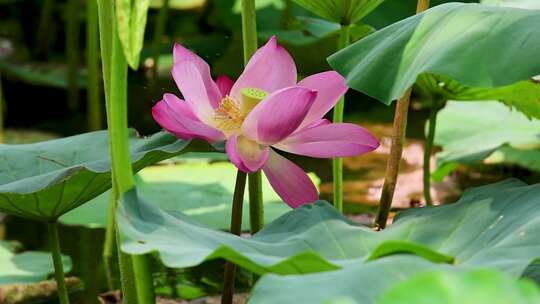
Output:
[
  {"xmin": 0, "ymin": 241, "xmax": 71, "ymax": 285},
  {"xmin": 60, "ymin": 161, "xmax": 316, "ymax": 230},
  {"xmin": 291, "ymin": 0, "xmax": 385, "ymax": 24},
  {"xmin": 433, "ymin": 101, "xmax": 540, "ymax": 179},
  {"xmin": 119, "ymin": 179, "xmax": 540, "ymax": 277},
  {"xmin": 378, "ymin": 269, "xmax": 540, "ymax": 304},
  {"xmin": 328, "ymin": 3, "xmax": 540, "ymax": 118},
  {"xmin": 116, "ymin": 0, "xmax": 151, "ymax": 69},
  {"xmin": 0, "ymin": 130, "xmax": 199, "ymax": 221},
  {"xmin": 483, "ymin": 0, "xmax": 540, "ymax": 9},
  {"xmin": 251, "ymin": 263, "xmax": 540, "ymax": 304}
]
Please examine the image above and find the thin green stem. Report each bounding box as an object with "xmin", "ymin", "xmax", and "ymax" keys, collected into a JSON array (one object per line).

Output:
[
  {"xmin": 87, "ymin": 0, "xmax": 102, "ymax": 131},
  {"xmin": 241, "ymin": 0, "xmax": 258, "ymax": 63},
  {"xmin": 240, "ymin": 0, "xmax": 264, "ymax": 234},
  {"xmin": 423, "ymin": 102, "xmax": 439, "ymax": 206},
  {"xmin": 47, "ymin": 221, "xmax": 70, "ymax": 304},
  {"xmin": 66, "ymin": 0, "xmax": 80, "ymax": 112},
  {"xmin": 332, "ymin": 24, "xmax": 351, "ymax": 213},
  {"xmin": 222, "ymin": 171, "xmax": 247, "ymax": 304},
  {"xmin": 375, "ymin": 0, "xmax": 429, "ymax": 230},
  {"xmin": 248, "ymin": 171, "xmax": 264, "ymax": 233},
  {"xmin": 103, "ymin": 182, "xmax": 120, "ymax": 290},
  {"xmin": 149, "ymin": 0, "xmax": 170, "ymax": 97}
]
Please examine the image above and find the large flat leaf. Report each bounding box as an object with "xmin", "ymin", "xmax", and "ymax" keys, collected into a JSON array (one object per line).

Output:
[
  {"xmin": 250, "ymin": 260, "xmax": 540, "ymax": 304},
  {"xmin": 60, "ymin": 161, "xmax": 302, "ymax": 230},
  {"xmin": 292, "ymin": 0, "xmax": 385, "ymax": 24},
  {"xmin": 118, "ymin": 179, "xmax": 540, "ymax": 276},
  {"xmin": 116, "ymin": 0, "xmax": 151, "ymax": 69},
  {"xmin": 433, "ymin": 101, "xmax": 540, "ymax": 178},
  {"xmin": 483, "ymin": 0, "xmax": 540, "ymax": 9},
  {"xmin": 378, "ymin": 269, "xmax": 540, "ymax": 304},
  {"xmin": 0, "ymin": 241, "xmax": 71, "ymax": 285},
  {"xmin": 0, "ymin": 130, "xmax": 196, "ymax": 221},
  {"xmin": 328, "ymin": 3, "xmax": 540, "ymax": 118},
  {"xmin": 250, "ymin": 255, "xmax": 440, "ymax": 304}
]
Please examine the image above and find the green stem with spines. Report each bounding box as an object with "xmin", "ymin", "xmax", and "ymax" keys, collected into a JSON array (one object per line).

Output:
[
  {"xmin": 332, "ymin": 24, "xmax": 351, "ymax": 213},
  {"xmin": 66, "ymin": 0, "xmax": 80, "ymax": 112},
  {"xmin": 423, "ymin": 100, "xmax": 441, "ymax": 206},
  {"xmin": 47, "ymin": 221, "xmax": 70, "ymax": 304},
  {"xmin": 149, "ymin": 0, "xmax": 170, "ymax": 98},
  {"xmin": 87, "ymin": 0, "xmax": 102, "ymax": 130},
  {"xmin": 240, "ymin": 0, "xmax": 264, "ymax": 234},
  {"xmin": 375, "ymin": 0, "xmax": 430, "ymax": 229},
  {"xmin": 221, "ymin": 171, "xmax": 248, "ymax": 304}
]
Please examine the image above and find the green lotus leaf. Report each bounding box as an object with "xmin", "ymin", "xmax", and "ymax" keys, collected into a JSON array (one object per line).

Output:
[
  {"xmin": 60, "ymin": 161, "xmax": 311, "ymax": 230},
  {"xmin": 483, "ymin": 0, "xmax": 540, "ymax": 9},
  {"xmin": 0, "ymin": 241, "xmax": 71, "ymax": 285},
  {"xmin": 118, "ymin": 179, "xmax": 540, "ymax": 277},
  {"xmin": 378, "ymin": 269, "xmax": 540, "ymax": 304},
  {"xmin": 328, "ymin": 3, "xmax": 540, "ymax": 118},
  {"xmin": 0, "ymin": 130, "xmax": 199, "ymax": 221},
  {"xmin": 250, "ymin": 261, "xmax": 540, "ymax": 304},
  {"xmin": 433, "ymin": 101, "xmax": 540, "ymax": 179},
  {"xmin": 150, "ymin": 0, "xmax": 206, "ymax": 10},
  {"xmin": 291, "ymin": 0, "xmax": 385, "ymax": 24}
]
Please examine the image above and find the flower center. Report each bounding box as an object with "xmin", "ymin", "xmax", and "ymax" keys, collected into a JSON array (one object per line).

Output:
[{"xmin": 213, "ymin": 87, "xmax": 267, "ymax": 138}]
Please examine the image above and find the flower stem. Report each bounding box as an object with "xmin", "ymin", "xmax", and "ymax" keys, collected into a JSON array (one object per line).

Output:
[
  {"xmin": 47, "ymin": 221, "xmax": 70, "ymax": 304},
  {"xmin": 239, "ymin": 0, "xmax": 265, "ymax": 234},
  {"xmin": 66, "ymin": 0, "xmax": 80, "ymax": 112},
  {"xmin": 103, "ymin": 182, "xmax": 120, "ymax": 290},
  {"xmin": 241, "ymin": 0, "xmax": 258, "ymax": 63},
  {"xmin": 87, "ymin": 0, "xmax": 102, "ymax": 131},
  {"xmin": 332, "ymin": 24, "xmax": 351, "ymax": 213},
  {"xmin": 248, "ymin": 171, "xmax": 264, "ymax": 233},
  {"xmin": 149, "ymin": 0, "xmax": 170, "ymax": 98},
  {"xmin": 423, "ymin": 103, "xmax": 439, "ymax": 206},
  {"xmin": 222, "ymin": 171, "xmax": 247, "ymax": 304},
  {"xmin": 375, "ymin": 0, "xmax": 430, "ymax": 230}
]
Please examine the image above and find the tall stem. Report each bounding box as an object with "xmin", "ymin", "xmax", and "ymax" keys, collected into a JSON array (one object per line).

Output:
[
  {"xmin": 66, "ymin": 0, "xmax": 80, "ymax": 112},
  {"xmin": 110, "ymin": 10, "xmax": 156, "ymax": 304},
  {"xmin": 97, "ymin": 1, "xmax": 154, "ymax": 302},
  {"xmin": 423, "ymin": 102, "xmax": 439, "ymax": 206},
  {"xmin": 375, "ymin": 88, "xmax": 411, "ymax": 229},
  {"xmin": 222, "ymin": 171, "xmax": 247, "ymax": 304},
  {"xmin": 375, "ymin": 0, "xmax": 430, "ymax": 230},
  {"xmin": 87, "ymin": 0, "xmax": 102, "ymax": 130},
  {"xmin": 103, "ymin": 183, "xmax": 120, "ymax": 290},
  {"xmin": 332, "ymin": 24, "xmax": 351, "ymax": 213},
  {"xmin": 149, "ymin": 0, "xmax": 170, "ymax": 98},
  {"xmin": 240, "ymin": 0, "xmax": 264, "ymax": 234},
  {"xmin": 47, "ymin": 221, "xmax": 70, "ymax": 304}
]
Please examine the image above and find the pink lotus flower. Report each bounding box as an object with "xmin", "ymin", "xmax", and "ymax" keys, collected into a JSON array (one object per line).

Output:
[{"xmin": 152, "ymin": 36, "xmax": 379, "ymax": 208}]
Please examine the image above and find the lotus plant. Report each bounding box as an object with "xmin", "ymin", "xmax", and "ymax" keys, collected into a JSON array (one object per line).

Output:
[{"xmin": 152, "ymin": 36, "xmax": 379, "ymax": 207}]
